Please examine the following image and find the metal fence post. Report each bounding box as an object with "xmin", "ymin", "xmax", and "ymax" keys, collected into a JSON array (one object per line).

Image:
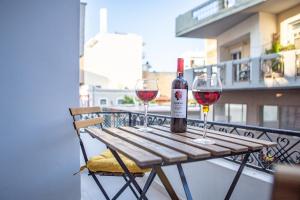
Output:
[{"xmin": 129, "ymin": 112, "xmax": 132, "ymax": 126}]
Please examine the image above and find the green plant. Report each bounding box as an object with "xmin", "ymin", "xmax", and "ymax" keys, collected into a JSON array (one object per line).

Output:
[{"xmin": 122, "ymin": 95, "xmax": 134, "ymax": 104}]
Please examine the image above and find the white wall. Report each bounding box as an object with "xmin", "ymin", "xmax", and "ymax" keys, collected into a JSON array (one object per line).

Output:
[
  {"xmin": 217, "ymin": 12, "xmax": 277, "ymax": 62},
  {"xmin": 278, "ymin": 4, "xmax": 300, "ymax": 46},
  {"xmin": 0, "ymin": 1, "xmax": 80, "ymax": 199},
  {"xmin": 84, "ymin": 33, "xmax": 143, "ymax": 89},
  {"xmin": 80, "ymin": 3, "xmax": 87, "ymax": 57},
  {"xmin": 259, "ymin": 12, "xmax": 277, "ymax": 52},
  {"xmin": 160, "ymin": 159, "xmax": 273, "ymax": 200}
]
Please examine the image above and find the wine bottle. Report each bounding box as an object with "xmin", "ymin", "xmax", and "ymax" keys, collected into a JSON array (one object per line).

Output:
[{"xmin": 170, "ymin": 58, "xmax": 188, "ymax": 133}]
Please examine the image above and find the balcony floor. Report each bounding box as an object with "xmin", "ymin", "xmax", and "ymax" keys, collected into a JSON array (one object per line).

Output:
[{"xmin": 81, "ymin": 170, "xmax": 171, "ymax": 200}]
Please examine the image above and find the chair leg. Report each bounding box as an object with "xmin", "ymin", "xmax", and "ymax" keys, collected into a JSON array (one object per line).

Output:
[
  {"xmin": 138, "ymin": 169, "xmax": 156, "ymax": 200},
  {"xmin": 91, "ymin": 173, "xmax": 110, "ymax": 200},
  {"xmin": 109, "ymin": 148, "xmax": 148, "ymax": 200},
  {"xmin": 111, "ymin": 177, "xmax": 132, "ymax": 200},
  {"xmin": 122, "ymin": 175, "xmax": 139, "ymax": 199},
  {"xmin": 177, "ymin": 163, "xmax": 193, "ymax": 200}
]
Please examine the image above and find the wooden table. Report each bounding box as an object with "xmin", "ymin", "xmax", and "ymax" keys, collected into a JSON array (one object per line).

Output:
[{"xmin": 86, "ymin": 125, "xmax": 276, "ymax": 200}]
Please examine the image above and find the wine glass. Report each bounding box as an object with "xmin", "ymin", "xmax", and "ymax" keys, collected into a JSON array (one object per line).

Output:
[
  {"xmin": 135, "ymin": 79, "xmax": 158, "ymax": 132},
  {"xmin": 192, "ymin": 73, "xmax": 222, "ymax": 144}
]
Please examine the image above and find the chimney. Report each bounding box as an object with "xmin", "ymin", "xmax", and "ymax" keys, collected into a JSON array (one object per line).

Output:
[{"xmin": 99, "ymin": 8, "xmax": 107, "ymax": 34}]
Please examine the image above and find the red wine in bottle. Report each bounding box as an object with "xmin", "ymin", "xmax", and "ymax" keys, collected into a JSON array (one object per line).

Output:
[{"xmin": 170, "ymin": 58, "xmax": 188, "ymax": 133}]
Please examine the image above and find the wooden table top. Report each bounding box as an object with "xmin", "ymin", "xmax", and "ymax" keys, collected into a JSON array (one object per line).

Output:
[{"xmin": 86, "ymin": 125, "xmax": 277, "ymax": 168}]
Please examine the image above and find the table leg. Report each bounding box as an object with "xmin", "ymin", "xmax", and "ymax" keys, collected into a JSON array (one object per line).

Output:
[
  {"xmin": 177, "ymin": 163, "xmax": 193, "ymax": 200},
  {"xmin": 155, "ymin": 166, "xmax": 180, "ymax": 200},
  {"xmin": 225, "ymin": 153, "xmax": 250, "ymax": 200}
]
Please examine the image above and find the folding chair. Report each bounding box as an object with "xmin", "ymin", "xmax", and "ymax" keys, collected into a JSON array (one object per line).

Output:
[{"xmin": 69, "ymin": 107, "xmax": 149, "ymax": 200}]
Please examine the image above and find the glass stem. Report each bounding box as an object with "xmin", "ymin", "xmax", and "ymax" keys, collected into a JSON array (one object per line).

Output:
[
  {"xmin": 203, "ymin": 112, "xmax": 207, "ymax": 139},
  {"xmin": 144, "ymin": 102, "xmax": 149, "ymax": 129},
  {"xmin": 202, "ymin": 105, "xmax": 209, "ymax": 139}
]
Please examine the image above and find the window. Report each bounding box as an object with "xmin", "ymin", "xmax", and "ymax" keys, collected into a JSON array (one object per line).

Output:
[
  {"xmin": 213, "ymin": 104, "xmax": 228, "ymax": 122},
  {"xmin": 229, "ymin": 104, "xmax": 247, "ymax": 124},
  {"xmin": 99, "ymin": 98, "xmax": 107, "ymax": 106},
  {"xmin": 116, "ymin": 98, "xmax": 124, "ymax": 105},
  {"xmin": 261, "ymin": 105, "xmax": 279, "ymax": 129},
  {"xmin": 261, "ymin": 105, "xmax": 300, "ymax": 131},
  {"xmin": 213, "ymin": 103, "xmax": 247, "ymax": 124},
  {"xmin": 296, "ymin": 54, "xmax": 300, "ymax": 76},
  {"xmin": 280, "ymin": 106, "xmax": 300, "ymax": 131},
  {"xmin": 225, "ymin": 0, "xmax": 236, "ymax": 8}
]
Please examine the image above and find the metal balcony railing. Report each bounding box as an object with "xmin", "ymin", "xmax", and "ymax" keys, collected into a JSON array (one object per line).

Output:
[
  {"xmin": 192, "ymin": 0, "xmax": 244, "ymax": 22},
  {"xmin": 260, "ymin": 53, "xmax": 284, "ymax": 79},
  {"xmin": 186, "ymin": 50, "xmax": 300, "ymax": 90},
  {"xmin": 80, "ymin": 110, "xmax": 300, "ymax": 174}
]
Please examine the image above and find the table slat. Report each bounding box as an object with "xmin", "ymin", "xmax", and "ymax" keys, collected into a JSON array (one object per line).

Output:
[
  {"xmin": 103, "ymin": 128, "xmax": 187, "ymax": 163},
  {"xmin": 151, "ymin": 126, "xmax": 248, "ymax": 153},
  {"xmin": 184, "ymin": 128, "xmax": 263, "ymax": 150},
  {"xmin": 119, "ymin": 127, "xmax": 211, "ymax": 159},
  {"xmin": 188, "ymin": 126, "xmax": 277, "ymax": 147},
  {"xmin": 86, "ymin": 128, "xmax": 162, "ymax": 167}
]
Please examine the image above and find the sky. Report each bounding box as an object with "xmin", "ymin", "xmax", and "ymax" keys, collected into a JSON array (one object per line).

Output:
[{"xmin": 83, "ymin": 0, "xmax": 205, "ymax": 72}]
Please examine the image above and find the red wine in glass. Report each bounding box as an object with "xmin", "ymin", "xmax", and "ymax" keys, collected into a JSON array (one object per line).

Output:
[
  {"xmin": 192, "ymin": 74, "xmax": 222, "ymax": 144},
  {"xmin": 135, "ymin": 79, "xmax": 158, "ymax": 132},
  {"xmin": 192, "ymin": 90, "xmax": 221, "ymax": 106},
  {"xmin": 136, "ymin": 90, "xmax": 158, "ymax": 102}
]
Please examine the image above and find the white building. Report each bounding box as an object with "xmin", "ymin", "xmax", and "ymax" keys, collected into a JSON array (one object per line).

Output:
[
  {"xmin": 176, "ymin": 0, "xmax": 300, "ymax": 130},
  {"xmin": 180, "ymin": 50, "xmax": 206, "ymax": 69},
  {"xmin": 83, "ymin": 9, "xmax": 143, "ymax": 90}
]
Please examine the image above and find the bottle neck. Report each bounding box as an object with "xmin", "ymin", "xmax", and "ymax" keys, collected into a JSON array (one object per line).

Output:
[{"xmin": 177, "ymin": 71, "xmax": 183, "ymax": 78}]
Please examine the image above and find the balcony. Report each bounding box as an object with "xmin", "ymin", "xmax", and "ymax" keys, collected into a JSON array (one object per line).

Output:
[
  {"xmin": 185, "ymin": 50, "xmax": 300, "ymax": 90},
  {"xmin": 80, "ymin": 110, "xmax": 300, "ymax": 199},
  {"xmin": 176, "ymin": 0, "xmax": 300, "ymax": 38}
]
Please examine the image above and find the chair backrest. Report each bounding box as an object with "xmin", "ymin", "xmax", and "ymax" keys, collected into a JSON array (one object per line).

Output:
[
  {"xmin": 69, "ymin": 107, "xmax": 103, "ymax": 134},
  {"xmin": 69, "ymin": 106, "xmax": 101, "ymax": 116},
  {"xmin": 271, "ymin": 165, "xmax": 300, "ymax": 200}
]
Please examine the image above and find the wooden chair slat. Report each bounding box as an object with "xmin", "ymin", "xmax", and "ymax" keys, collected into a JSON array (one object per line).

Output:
[
  {"xmin": 119, "ymin": 127, "xmax": 212, "ymax": 159},
  {"xmin": 69, "ymin": 107, "xmax": 101, "ymax": 116},
  {"xmin": 93, "ymin": 172, "xmax": 144, "ymax": 177},
  {"xmin": 73, "ymin": 117, "xmax": 104, "ymax": 130},
  {"xmin": 86, "ymin": 128, "xmax": 162, "ymax": 168},
  {"xmin": 187, "ymin": 125, "xmax": 277, "ymax": 147},
  {"xmin": 103, "ymin": 128, "xmax": 188, "ymax": 163},
  {"xmin": 185, "ymin": 128, "xmax": 263, "ymax": 150},
  {"xmin": 151, "ymin": 125, "xmax": 248, "ymax": 153}
]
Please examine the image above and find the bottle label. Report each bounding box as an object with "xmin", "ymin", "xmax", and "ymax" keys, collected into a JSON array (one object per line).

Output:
[{"xmin": 171, "ymin": 89, "xmax": 187, "ymax": 118}]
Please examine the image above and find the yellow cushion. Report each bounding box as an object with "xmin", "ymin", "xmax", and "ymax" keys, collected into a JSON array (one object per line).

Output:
[{"xmin": 86, "ymin": 149, "xmax": 150, "ymax": 173}]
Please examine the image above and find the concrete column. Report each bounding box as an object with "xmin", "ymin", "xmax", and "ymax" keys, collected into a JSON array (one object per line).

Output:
[
  {"xmin": 282, "ymin": 51, "xmax": 296, "ymax": 79},
  {"xmin": 225, "ymin": 61, "xmax": 233, "ymax": 86},
  {"xmin": 251, "ymin": 57, "xmax": 260, "ymax": 85}
]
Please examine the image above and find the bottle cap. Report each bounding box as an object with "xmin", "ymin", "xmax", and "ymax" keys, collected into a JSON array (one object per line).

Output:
[{"xmin": 177, "ymin": 58, "xmax": 184, "ymax": 73}]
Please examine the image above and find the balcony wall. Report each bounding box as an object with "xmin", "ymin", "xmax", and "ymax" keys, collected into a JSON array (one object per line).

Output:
[
  {"xmin": 0, "ymin": 0, "xmax": 80, "ymax": 199},
  {"xmin": 185, "ymin": 50, "xmax": 300, "ymax": 90}
]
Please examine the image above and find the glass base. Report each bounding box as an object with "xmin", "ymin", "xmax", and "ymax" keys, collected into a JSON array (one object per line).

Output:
[
  {"xmin": 137, "ymin": 127, "xmax": 153, "ymax": 132},
  {"xmin": 193, "ymin": 138, "xmax": 216, "ymax": 145}
]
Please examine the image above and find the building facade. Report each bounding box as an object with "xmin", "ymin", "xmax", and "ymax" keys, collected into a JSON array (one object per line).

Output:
[
  {"xmin": 176, "ymin": 0, "xmax": 300, "ymax": 130},
  {"xmin": 82, "ymin": 9, "xmax": 143, "ymax": 90}
]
